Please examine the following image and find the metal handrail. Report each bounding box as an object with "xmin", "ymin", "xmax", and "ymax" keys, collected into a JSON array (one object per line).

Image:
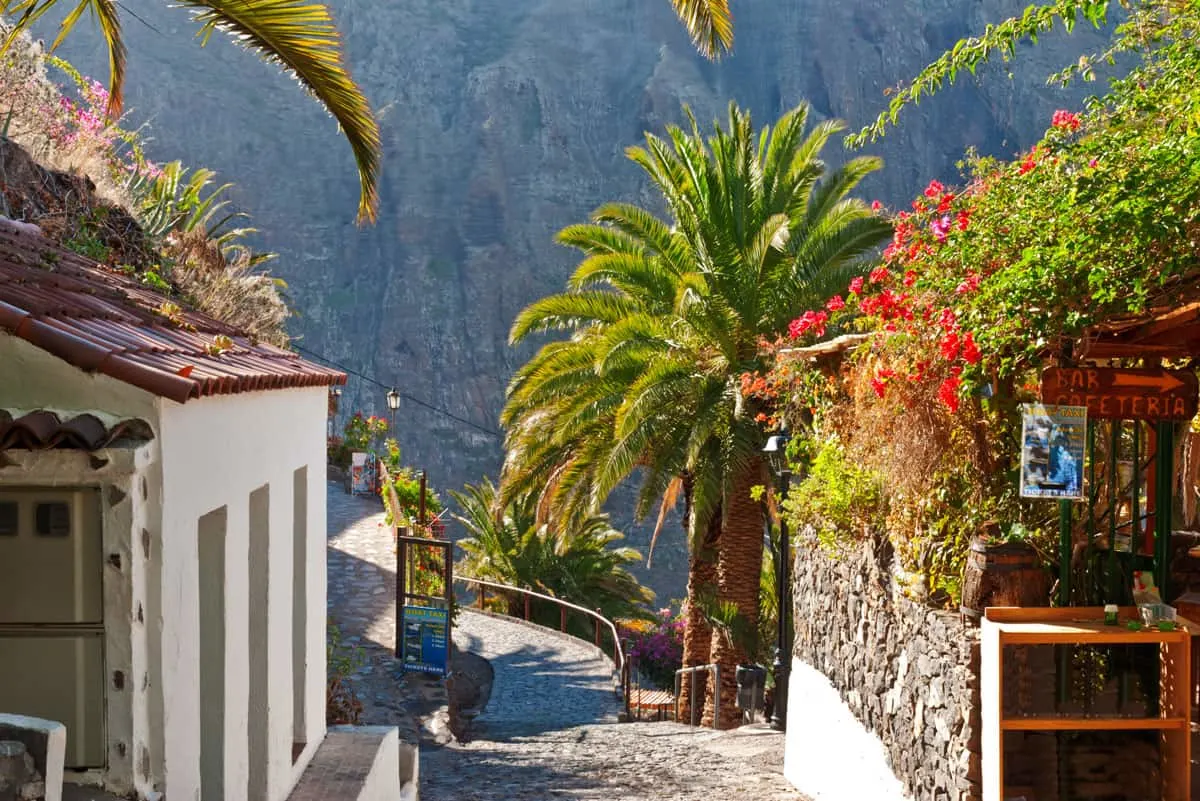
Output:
[
  {"xmin": 675, "ymin": 664, "xmax": 721, "ymax": 728},
  {"xmin": 454, "ymin": 574, "xmax": 626, "ymax": 679}
]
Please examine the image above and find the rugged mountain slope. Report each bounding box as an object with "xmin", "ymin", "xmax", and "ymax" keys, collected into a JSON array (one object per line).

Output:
[{"xmin": 47, "ymin": 0, "xmax": 1102, "ymax": 600}]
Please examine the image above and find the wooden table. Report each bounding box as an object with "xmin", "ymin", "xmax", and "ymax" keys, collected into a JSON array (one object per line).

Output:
[{"xmin": 982, "ymin": 606, "xmax": 1192, "ymax": 801}]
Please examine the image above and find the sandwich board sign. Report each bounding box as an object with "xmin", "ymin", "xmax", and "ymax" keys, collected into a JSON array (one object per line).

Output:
[{"xmin": 400, "ymin": 605, "xmax": 449, "ymax": 676}]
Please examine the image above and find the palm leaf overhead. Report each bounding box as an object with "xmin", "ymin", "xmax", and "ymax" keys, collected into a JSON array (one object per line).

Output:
[
  {"xmin": 669, "ymin": 0, "xmax": 733, "ymax": 58},
  {"xmin": 1, "ymin": 0, "xmax": 381, "ymax": 223}
]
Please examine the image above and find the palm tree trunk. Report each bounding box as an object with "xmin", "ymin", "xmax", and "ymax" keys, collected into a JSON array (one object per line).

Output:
[
  {"xmin": 678, "ymin": 492, "xmax": 719, "ymax": 723},
  {"xmin": 703, "ymin": 460, "xmax": 765, "ymax": 729}
]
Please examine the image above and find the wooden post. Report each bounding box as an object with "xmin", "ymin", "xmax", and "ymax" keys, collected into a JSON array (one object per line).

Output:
[
  {"xmin": 594, "ymin": 608, "xmax": 602, "ymax": 646},
  {"xmin": 560, "ymin": 607, "xmax": 567, "ymax": 632},
  {"xmin": 477, "ymin": 586, "xmax": 485, "ymax": 610},
  {"xmin": 524, "ymin": 595, "xmax": 531, "ymax": 621},
  {"xmin": 418, "ymin": 471, "xmax": 427, "ymax": 529}
]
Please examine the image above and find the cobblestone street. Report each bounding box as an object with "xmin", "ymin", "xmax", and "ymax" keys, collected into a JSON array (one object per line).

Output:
[{"xmin": 326, "ymin": 480, "xmax": 805, "ymax": 801}]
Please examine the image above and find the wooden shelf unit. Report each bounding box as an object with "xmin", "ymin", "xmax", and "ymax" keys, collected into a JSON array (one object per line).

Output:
[{"xmin": 982, "ymin": 606, "xmax": 1193, "ymax": 801}]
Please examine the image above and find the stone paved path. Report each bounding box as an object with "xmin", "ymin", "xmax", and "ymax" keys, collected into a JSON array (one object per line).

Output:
[
  {"xmin": 325, "ymin": 480, "xmax": 804, "ymax": 800},
  {"xmin": 326, "ymin": 482, "xmax": 417, "ymax": 731}
]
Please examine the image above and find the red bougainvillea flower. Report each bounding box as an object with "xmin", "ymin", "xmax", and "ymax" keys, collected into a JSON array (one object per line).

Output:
[
  {"xmin": 788, "ymin": 310, "xmax": 829, "ymax": 339},
  {"xmin": 937, "ymin": 308, "xmax": 957, "ymax": 331},
  {"xmin": 1018, "ymin": 149, "xmax": 1038, "ymax": 175},
  {"xmin": 938, "ymin": 376, "xmax": 962, "ymax": 413},
  {"xmin": 961, "ymin": 332, "xmax": 981, "ymax": 365},
  {"xmin": 826, "ymin": 295, "xmax": 846, "ymax": 311},
  {"xmin": 869, "ymin": 266, "xmax": 890, "ymax": 284},
  {"xmin": 955, "ymin": 273, "xmax": 982, "ymax": 295},
  {"xmin": 870, "ymin": 377, "xmax": 887, "ymax": 398},
  {"xmin": 955, "ymin": 210, "xmax": 972, "ymax": 231},
  {"xmin": 1051, "ymin": 109, "xmax": 1081, "ymax": 131},
  {"xmin": 849, "ymin": 276, "xmax": 865, "ymax": 295},
  {"xmin": 936, "ymin": 193, "xmax": 956, "ymax": 214},
  {"xmin": 870, "ymin": 200, "xmax": 882, "ymax": 211},
  {"xmin": 939, "ymin": 331, "xmax": 961, "ymax": 360},
  {"xmin": 924, "ymin": 179, "xmax": 945, "ymax": 198},
  {"xmin": 903, "ymin": 270, "xmax": 917, "ymax": 287}
]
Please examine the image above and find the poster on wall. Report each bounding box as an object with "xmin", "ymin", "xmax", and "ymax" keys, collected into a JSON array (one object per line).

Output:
[
  {"xmin": 1020, "ymin": 404, "xmax": 1087, "ymax": 500},
  {"xmin": 400, "ymin": 605, "xmax": 449, "ymax": 676}
]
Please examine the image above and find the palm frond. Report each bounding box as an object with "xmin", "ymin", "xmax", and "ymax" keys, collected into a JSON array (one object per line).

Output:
[
  {"xmin": 670, "ymin": 0, "xmax": 734, "ymax": 59},
  {"xmin": 177, "ymin": 0, "xmax": 380, "ymax": 223}
]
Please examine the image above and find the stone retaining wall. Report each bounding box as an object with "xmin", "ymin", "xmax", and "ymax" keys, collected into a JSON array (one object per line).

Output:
[{"xmin": 785, "ymin": 534, "xmax": 980, "ymax": 801}]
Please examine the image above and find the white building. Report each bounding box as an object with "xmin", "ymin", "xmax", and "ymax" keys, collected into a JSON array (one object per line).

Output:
[{"xmin": 0, "ymin": 225, "xmax": 398, "ymax": 801}]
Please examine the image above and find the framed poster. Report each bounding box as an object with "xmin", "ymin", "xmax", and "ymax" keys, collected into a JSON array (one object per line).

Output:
[
  {"xmin": 1020, "ymin": 404, "xmax": 1087, "ymax": 500},
  {"xmin": 400, "ymin": 605, "xmax": 449, "ymax": 676}
]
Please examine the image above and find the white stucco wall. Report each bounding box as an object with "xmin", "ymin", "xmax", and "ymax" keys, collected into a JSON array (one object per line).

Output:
[
  {"xmin": 0, "ymin": 336, "xmax": 157, "ymax": 421},
  {"xmin": 783, "ymin": 657, "xmax": 910, "ymax": 801},
  {"xmin": 157, "ymin": 387, "xmax": 327, "ymax": 801},
  {"xmin": 2, "ymin": 333, "xmax": 329, "ymax": 801}
]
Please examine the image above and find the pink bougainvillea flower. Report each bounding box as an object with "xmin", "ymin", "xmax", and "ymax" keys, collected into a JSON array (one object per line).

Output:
[
  {"xmin": 788, "ymin": 310, "xmax": 829, "ymax": 339},
  {"xmin": 870, "ymin": 200, "xmax": 882, "ymax": 211},
  {"xmin": 826, "ymin": 295, "xmax": 846, "ymax": 311},
  {"xmin": 955, "ymin": 273, "xmax": 982, "ymax": 295},
  {"xmin": 1051, "ymin": 109, "xmax": 1081, "ymax": 131},
  {"xmin": 931, "ymin": 214, "xmax": 951, "ymax": 242},
  {"xmin": 1088, "ymin": 158, "xmax": 1098, "ymax": 168}
]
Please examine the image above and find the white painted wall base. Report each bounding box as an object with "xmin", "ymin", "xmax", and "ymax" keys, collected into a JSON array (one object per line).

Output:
[
  {"xmin": 783, "ymin": 657, "xmax": 910, "ymax": 801},
  {"xmin": 333, "ymin": 726, "xmax": 401, "ymax": 801},
  {"xmin": 0, "ymin": 713, "xmax": 65, "ymax": 801}
]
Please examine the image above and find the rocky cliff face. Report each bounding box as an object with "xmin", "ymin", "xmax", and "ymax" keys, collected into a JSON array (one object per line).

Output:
[{"xmin": 48, "ymin": 0, "xmax": 1102, "ymax": 600}]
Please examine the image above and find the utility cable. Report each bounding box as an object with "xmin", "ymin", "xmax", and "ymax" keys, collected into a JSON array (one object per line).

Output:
[{"xmin": 293, "ymin": 344, "xmax": 504, "ymax": 439}]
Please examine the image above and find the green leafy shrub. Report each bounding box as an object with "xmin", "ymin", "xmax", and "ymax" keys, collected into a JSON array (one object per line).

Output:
[{"xmin": 784, "ymin": 440, "xmax": 884, "ymax": 552}]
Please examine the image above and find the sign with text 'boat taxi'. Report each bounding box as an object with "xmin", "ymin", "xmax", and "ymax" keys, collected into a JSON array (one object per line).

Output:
[
  {"xmin": 400, "ymin": 605, "xmax": 449, "ymax": 676},
  {"xmin": 1040, "ymin": 367, "xmax": 1199, "ymax": 421}
]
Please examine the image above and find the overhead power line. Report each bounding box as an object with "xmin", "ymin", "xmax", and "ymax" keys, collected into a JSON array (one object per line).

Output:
[{"xmin": 294, "ymin": 344, "xmax": 504, "ymax": 439}]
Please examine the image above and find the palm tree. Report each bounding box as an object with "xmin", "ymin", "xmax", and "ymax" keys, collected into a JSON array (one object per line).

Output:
[
  {"xmin": 669, "ymin": 0, "xmax": 734, "ymax": 58},
  {"xmin": 2, "ymin": 0, "xmax": 380, "ymax": 223},
  {"xmin": 452, "ymin": 478, "xmax": 653, "ymax": 623},
  {"xmin": 503, "ymin": 101, "xmax": 890, "ymax": 727}
]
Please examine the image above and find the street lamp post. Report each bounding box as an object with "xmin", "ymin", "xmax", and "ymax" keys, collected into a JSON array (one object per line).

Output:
[
  {"xmin": 386, "ymin": 388, "xmax": 401, "ymax": 433},
  {"xmin": 764, "ymin": 431, "xmax": 792, "ymax": 731}
]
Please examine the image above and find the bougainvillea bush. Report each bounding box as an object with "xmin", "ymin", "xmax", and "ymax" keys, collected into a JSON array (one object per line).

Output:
[
  {"xmin": 620, "ymin": 608, "xmax": 685, "ymax": 691},
  {"xmin": 750, "ymin": 0, "xmax": 1200, "ymax": 604}
]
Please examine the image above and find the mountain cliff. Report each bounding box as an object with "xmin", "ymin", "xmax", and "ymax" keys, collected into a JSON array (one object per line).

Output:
[{"xmin": 47, "ymin": 0, "xmax": 1103, "ymax": 600}]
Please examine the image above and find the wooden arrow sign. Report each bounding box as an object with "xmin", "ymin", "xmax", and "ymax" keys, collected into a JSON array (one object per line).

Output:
[{"xmin": 1041, "ymin": 367, "xmax": 1199, "ymax": 421}]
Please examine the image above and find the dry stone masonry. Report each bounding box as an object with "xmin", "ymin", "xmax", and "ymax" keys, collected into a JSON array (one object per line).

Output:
[{"xmin": 792, "ymin": 534, "xmax": 981, "ymax": 801}]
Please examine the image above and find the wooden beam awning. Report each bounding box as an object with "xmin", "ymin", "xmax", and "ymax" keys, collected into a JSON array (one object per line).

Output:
[{"xmin": 1072, "ymin": 300, "xmax": 1200, "ymax": 362}]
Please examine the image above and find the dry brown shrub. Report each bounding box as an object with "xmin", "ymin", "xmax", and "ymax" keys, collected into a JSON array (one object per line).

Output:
[{"xmin": 166, "ymin": 229, "xmax": 290, "ymax": 346}]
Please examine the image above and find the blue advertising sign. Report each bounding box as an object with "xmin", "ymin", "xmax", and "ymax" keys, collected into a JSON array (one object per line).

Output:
[{"xmin": 400, "ymin": 605, "xmax": 449, "ymax": 676}]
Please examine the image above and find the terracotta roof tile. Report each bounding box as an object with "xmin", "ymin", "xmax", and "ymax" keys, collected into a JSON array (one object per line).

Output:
[
  {"xmin": 0, "ymin": 226, "xmax": 345, "ymax": 402},
  {"xmin": 0, "ymin": 409, "xmax": 154, "ymax": 452}
]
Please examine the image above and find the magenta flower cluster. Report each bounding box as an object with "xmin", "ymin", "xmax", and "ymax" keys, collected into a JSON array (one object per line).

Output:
[{"xmin": 624, "ymin": 607, "xmax": 684, "ymax": 690}]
